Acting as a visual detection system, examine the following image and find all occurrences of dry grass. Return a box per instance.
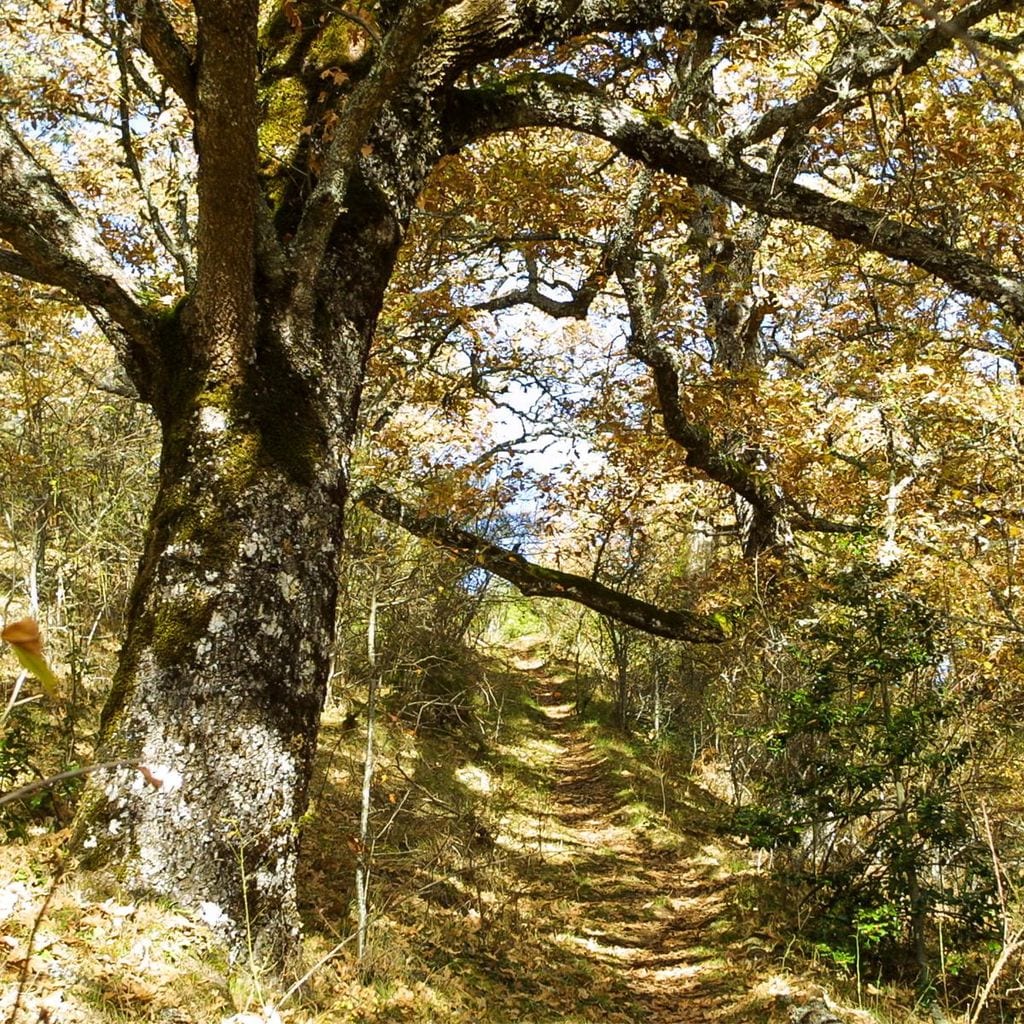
[0,648,959,1024]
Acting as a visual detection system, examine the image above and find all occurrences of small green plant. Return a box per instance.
[855,904,901,948]
[814,941,856,971]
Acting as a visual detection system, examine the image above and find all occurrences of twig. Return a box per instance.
[968,801,1024,1024]
[6,850,67,1024]
[323,3,383,47]
[0,760,159,808]
[969,929,1024,1024]
[273,932,358,1010]
[1,670,32,731]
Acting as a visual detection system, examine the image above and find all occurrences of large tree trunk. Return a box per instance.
[68,0,417,955]
[83,474,337,955]
[75,197,405,961]
[74,336,347,962]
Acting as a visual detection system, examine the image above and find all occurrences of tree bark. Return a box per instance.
[74,329,348,962]
[75,197,407,963]
[358,485,731,642]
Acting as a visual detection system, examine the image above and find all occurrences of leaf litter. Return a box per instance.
[1,650,925,1023]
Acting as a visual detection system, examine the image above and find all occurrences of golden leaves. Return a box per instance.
[1,617,42,654]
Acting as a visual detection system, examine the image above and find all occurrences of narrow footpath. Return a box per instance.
[497,656,777,1024]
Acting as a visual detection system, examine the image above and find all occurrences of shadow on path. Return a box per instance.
[499,668,767,1023]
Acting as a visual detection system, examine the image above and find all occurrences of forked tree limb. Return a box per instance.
[443,74,1024,324]
[290,0,448,290]
[116,0,197,112]
[357,485,730,642]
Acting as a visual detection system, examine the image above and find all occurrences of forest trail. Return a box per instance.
[497,646,772,1024]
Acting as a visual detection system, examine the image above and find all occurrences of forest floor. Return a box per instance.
[0,638,917,1023]
[435,638,857,1024]
[500,658,772,1022]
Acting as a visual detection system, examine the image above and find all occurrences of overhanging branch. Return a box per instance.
[424,0,783,86]
[443,74,1024,324]
[0,120,160,389]
[358,485,730,642]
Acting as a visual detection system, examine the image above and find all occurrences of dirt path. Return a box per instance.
[507,668,767,1024]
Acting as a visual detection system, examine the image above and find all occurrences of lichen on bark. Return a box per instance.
[77,426,346,961]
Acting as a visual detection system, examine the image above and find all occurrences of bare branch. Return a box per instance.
[113,20,195,289]
[972,26,1024,51]
[117,0,197,112]
[322,2,383,47]
[0,760,160,809]
[444,74,1024,324]
[477,251,607,319]
[358,485,730,642]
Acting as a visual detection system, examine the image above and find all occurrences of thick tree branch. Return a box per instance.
[423,0,782,85]
[444,75,1024,324]
[0,247,64,291]
[358,485,730,642]
[0,121,159,378]
[735,0,1019,148]
[191,0,260,368]
[616,237,795,545]
[972,26,1024,51]
[117,0,197,112]
[290,0,449,295]
[0,248,151,399]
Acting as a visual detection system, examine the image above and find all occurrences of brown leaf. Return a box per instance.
[321,67,349,86]
[282,0,301,30]
[2,616,43,656]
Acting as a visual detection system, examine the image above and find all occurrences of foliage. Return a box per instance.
[0,705,56,839]
[1,0,1024,1005]
[730,563,1002,986]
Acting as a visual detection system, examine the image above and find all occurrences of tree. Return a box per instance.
[2,0,1023,961]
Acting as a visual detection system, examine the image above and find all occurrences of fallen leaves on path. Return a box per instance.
[515,677,748,1022]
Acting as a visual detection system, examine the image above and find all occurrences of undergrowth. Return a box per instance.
[1,636,1004,1024]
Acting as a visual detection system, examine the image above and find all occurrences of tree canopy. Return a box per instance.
[1,0,1023,966]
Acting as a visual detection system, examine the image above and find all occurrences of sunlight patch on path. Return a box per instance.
[558,931,648,960]
[516,674,747,1022]
[648,962,705,981]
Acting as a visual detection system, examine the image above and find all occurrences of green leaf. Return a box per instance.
[10,644,60,701]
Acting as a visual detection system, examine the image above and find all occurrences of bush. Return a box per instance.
[730,564,998,987]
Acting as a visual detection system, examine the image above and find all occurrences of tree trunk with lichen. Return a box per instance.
[74,190,407,966]
[75,383,341,963]
[65,0,427,963]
